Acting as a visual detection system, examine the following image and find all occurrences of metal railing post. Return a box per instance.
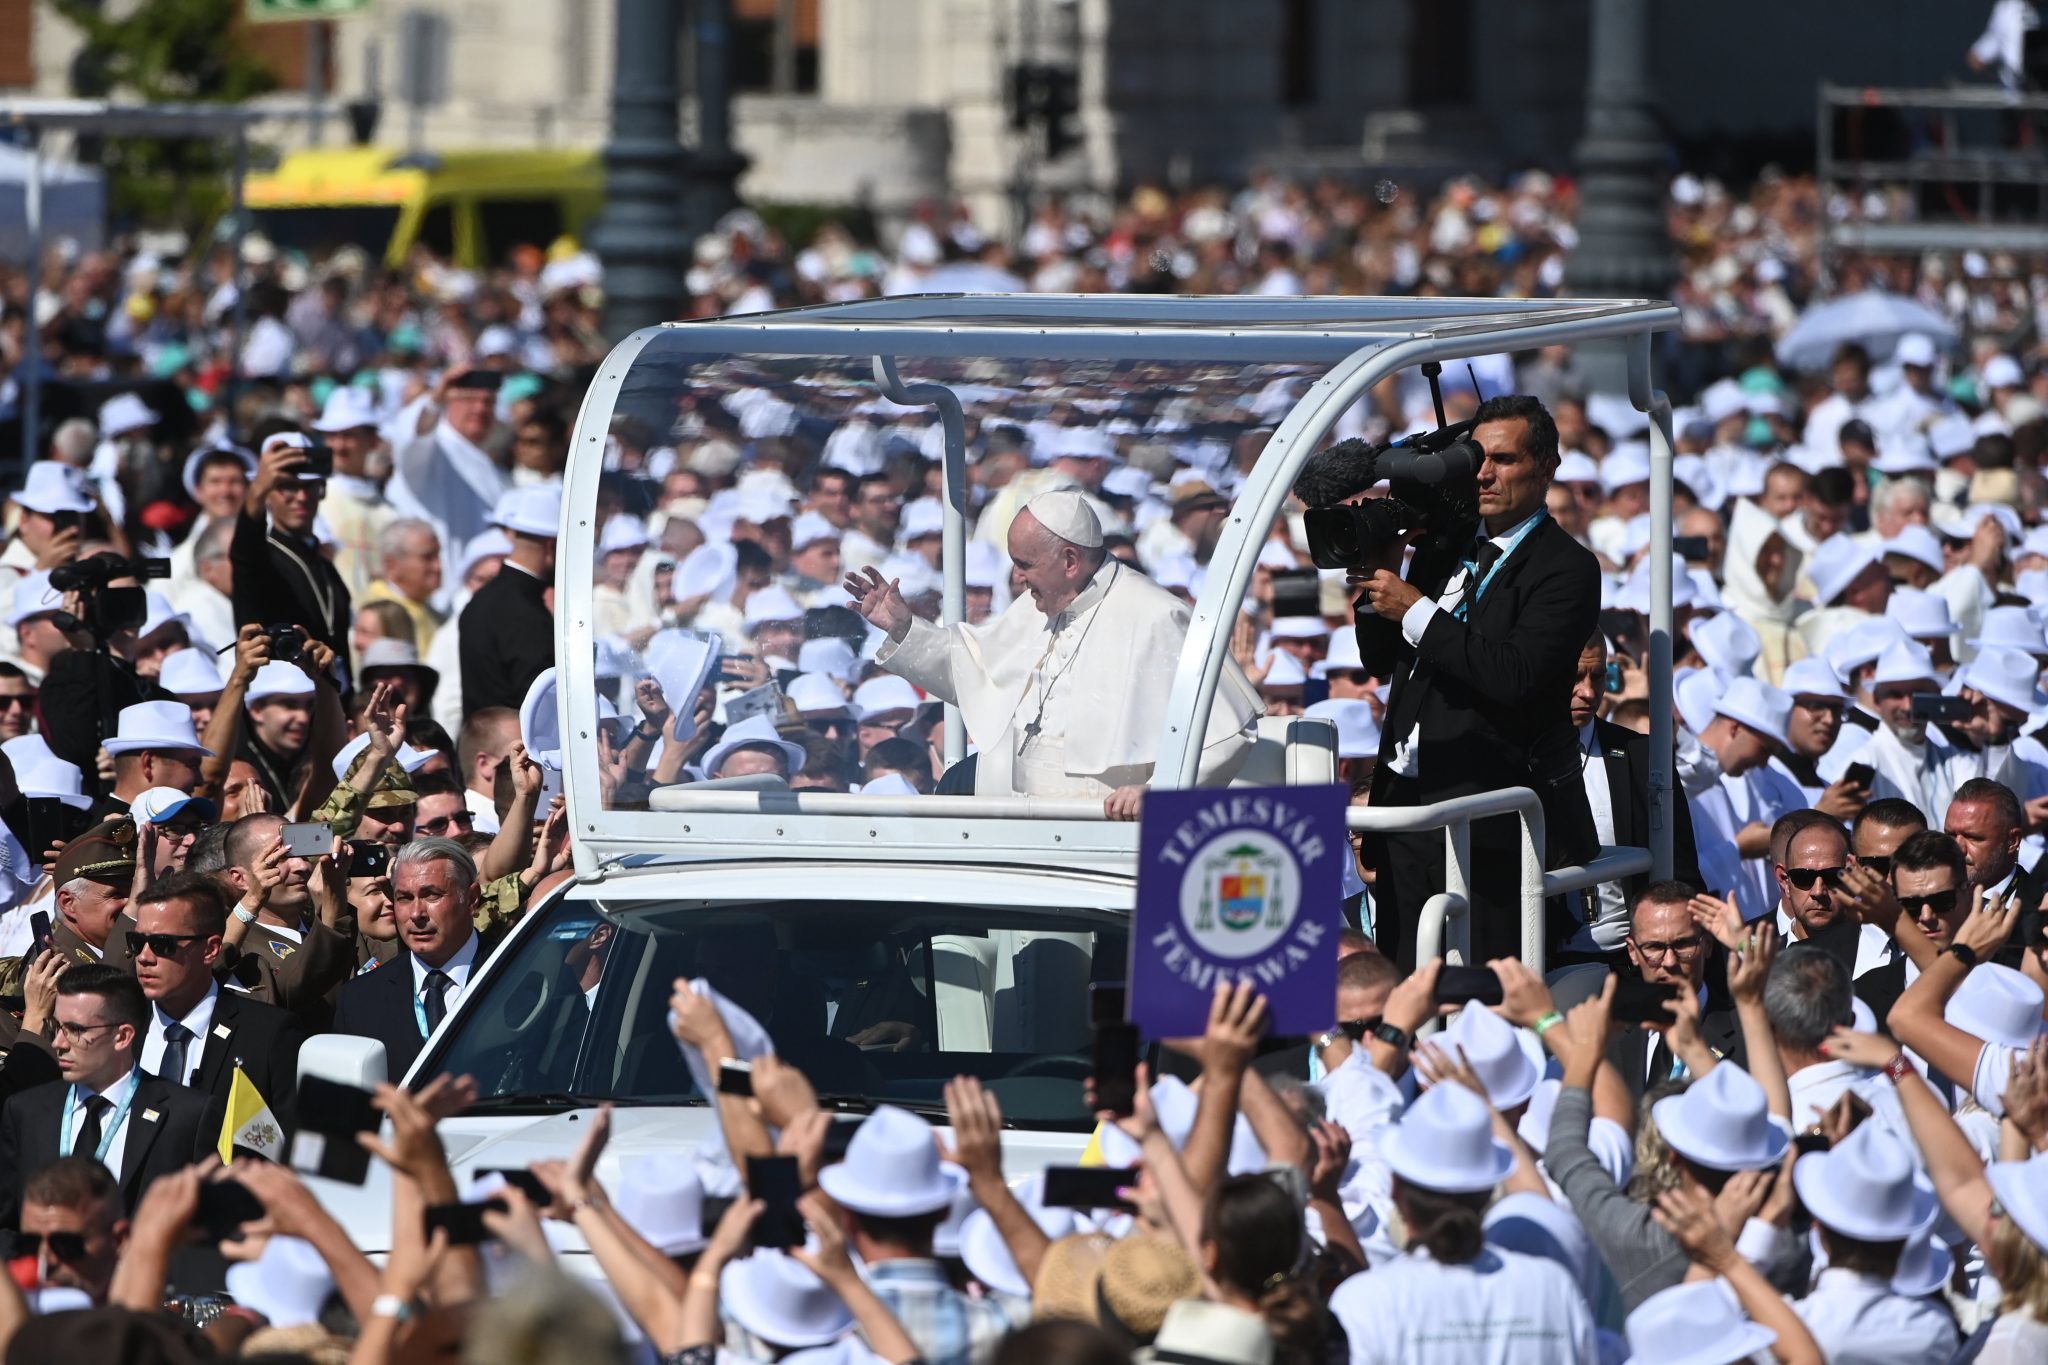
[1411,892,1469,983]
[1629,333,1676,881]
[1518,805,1548,977]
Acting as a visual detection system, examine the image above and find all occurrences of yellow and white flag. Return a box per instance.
[218,1066,284,1163]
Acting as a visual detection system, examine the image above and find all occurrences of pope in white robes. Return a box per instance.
[846,490,1261,817]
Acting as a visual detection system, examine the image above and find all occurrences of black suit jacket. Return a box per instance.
[458,565,554,715]
[230,508,352,666]
[1548,959,1747,1103]
[189,990,308,1151]
[331,954,430,1081]
[0,1072,215,1225]
[1361,515,1602,863]
[1592,717,1705,899]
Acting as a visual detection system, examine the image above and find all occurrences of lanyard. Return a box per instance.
[62,1073,140,1163]
[413,970,460,1039]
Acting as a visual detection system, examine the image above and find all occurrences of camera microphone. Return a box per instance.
[1291,438,1386,509]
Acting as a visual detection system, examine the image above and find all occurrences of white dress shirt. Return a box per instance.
[67,1067,140,1174]
[409,932,480,1027]
[1328,1246,1596,1365]
[1566,721,1626,951]
[141,984,219,1087]
[1791,1267,1958,1364]
[1786,1059,1888,1131]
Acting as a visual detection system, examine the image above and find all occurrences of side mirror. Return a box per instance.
[299,1033,387,1092]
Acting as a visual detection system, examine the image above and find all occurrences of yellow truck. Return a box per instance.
[243,148,603,268]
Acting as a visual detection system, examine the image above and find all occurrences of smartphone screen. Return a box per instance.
[1432,964,1504,1009]
[1089,982,1128,1025]
[1910,693,1973,724]
[479,1169,551,1206]
[424,1200,504,1246]
[297,1077,380,1136]
[1092,1022,1140,1118]
[717,1060,755,1097]
[1611,976,1680,1025]
[1843,762,1875,789]
[28,910,50,954]
[1041,1166,1137,1210]
[747,1155,805,1250]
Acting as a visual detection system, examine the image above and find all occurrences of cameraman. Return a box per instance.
[1351,394,1602,967]
[231,424,352,685]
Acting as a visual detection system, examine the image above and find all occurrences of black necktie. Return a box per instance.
[72,1095,110,1158]
[423,970,452,1032]
[1472,538,1505,581]
[160,1023,192,1086]
[1648,1035,1678,1085]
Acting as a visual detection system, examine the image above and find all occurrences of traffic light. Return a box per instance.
[1004,63,1081,161]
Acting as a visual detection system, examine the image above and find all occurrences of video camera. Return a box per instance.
[50,554,171,637]
[1295,362,1485,570]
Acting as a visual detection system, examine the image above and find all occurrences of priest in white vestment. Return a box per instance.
[845,490,1261,817]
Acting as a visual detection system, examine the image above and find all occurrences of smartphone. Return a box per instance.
[1673,535,1712,562]
[1432,964,1505,1009]
[1612,976,1680,1025]
[1042,1166,1137,1211]
[1842,762,1876,790]
[1269,569,1321,621]
[290,1076,381,1185]
[26,797,93,858]
[279,821,336,860]
[1605,660,1624,694]
[28,910,50,955]
[425,1199,505,1246]
[1089,982,1128,1026]
[298,444,335,479]
[344,840,390,878]
[1092,1022,1140,1118]
[1301,676,1331,710]
[1792,1131,1831,1157]
[195,1178,265,1241]
[746,1155,805,1250]
[718,1060,755,1097]
[479,1168,551,1206]
[1911,693,1973,724]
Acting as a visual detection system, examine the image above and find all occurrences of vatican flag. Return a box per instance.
[218,1067,284,1164]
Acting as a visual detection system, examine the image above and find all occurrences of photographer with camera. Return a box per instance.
[1308,393,1602,967]
[230,427,352,689]
[33,554,176,791]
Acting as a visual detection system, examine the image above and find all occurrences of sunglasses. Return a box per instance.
[807,717,853,735]
[1897,889,1959,917]
[1785,866,1846,890]
[416,811,474,836]
[1337,1016,1383,1042]
[1854,855,1894,877]
[12,1231,87,1262]
[125,931,206,958]
[0,693,36,710]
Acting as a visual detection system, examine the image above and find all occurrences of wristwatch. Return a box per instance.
[369,1294,412,1324]
[1371,1021,1413,1051]
[632,722,662,742]
[1944,943,1980,969]
[1313,1030,1344,1053]
[1882,1052,1913,1083]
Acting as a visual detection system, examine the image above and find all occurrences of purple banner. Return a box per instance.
[1129,784,1348,1039]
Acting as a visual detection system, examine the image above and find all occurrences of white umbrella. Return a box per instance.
[1775,291,1958,372]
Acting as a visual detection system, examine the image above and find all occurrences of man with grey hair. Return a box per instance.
[331,836,488,1075]
[48,418,98,467]
[1866,476,1931,543]
[1763,943,1875,1129]
[168,516,237,659]
[363,517,447,655]
[845,488,1261,817]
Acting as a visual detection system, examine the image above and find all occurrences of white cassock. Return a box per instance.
[878,558,1262,797]
[389,419,511,607]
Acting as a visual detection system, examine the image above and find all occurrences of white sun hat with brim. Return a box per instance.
[1426,1002,1543,1111]
[1259,649,1308,688]
[815,1105,967,1217]
[245,661,316,703]
[615,1154,708,1256]
[1652,1061,1789,1171]
[1868,639,1938,690]
[790,512,841,553]
[310,385,380,434]
[159,647,225,697]
[1691,611,1761,679]
[103,700,214,756]
[495,484,563,538]
[17,757,91,810]
[1554,451,1600,485]
[742,584,805,629]
[97,392,160,436]
[1970,605,2048,656]
[1379,1081,1515,1195]
[4,571,62,628]
[1879,525,1947,578]
[797,636,861,684]
[1807,1225,1951,1299]
[719,1251,855,1349]
[1712,677,1793,752]
[1303,698,1379,760]
[11,463,95,516]
[460,528,516,579]
[852,675,921,723]
[1807,535,1883,607]
[1986,1156,2048,1252]
[1823,618,1910,678]
[1963,647,2048,717]
[1945,963,2045,1052]
[1884,587,1955,642]
[1793,1122,1939,1241]
[700,714,807,780]
[598,515,650,555]
[786,672,852,717]
[1623,1282,1776,1365]
[1779,657,1848,703]
[1599,443,1651,495]
[1315,627,1363,674]
[224,1235,334,1330]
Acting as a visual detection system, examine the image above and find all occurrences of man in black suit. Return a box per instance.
[458,485,558,714]
[231,430,353,672]
[333,837,496,1081]
[1945,778,2048,923]
[1557,631,1703,966]
[0,964,212,1226]
[130,872,306,1153]
[1354,394,1602,966]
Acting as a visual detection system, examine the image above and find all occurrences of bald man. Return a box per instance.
[846,490,1261,817]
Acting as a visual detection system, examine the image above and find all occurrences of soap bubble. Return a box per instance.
[1374,179,1400,205]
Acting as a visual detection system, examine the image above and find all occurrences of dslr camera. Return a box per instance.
[265,623,307,662]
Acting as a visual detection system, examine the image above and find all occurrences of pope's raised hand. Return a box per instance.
[843,566,914,641]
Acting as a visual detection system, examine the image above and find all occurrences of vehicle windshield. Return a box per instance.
[426,890,1127,1130]
[249,206,403,259]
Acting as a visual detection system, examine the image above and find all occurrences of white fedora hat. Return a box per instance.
[1623,1281,1776,1365]
[598,514,651,555]
[246,660,316,702]
[1315,626,1363,674]
[1884,587,1955,642]
[328,730,438,781]
[496,484,563,539]
[224,1235,334,1329]
[790,512,841,553]
[1712,677,1793,752]
[1600,443,1651,495]
[180,444,257,500]
[17,757,91,811]
[615,1154,707,1256]
[1137,1300,1274,1365]
[1808,535,1883,606]
[719,1251,854,1349]
[815,1104,965,1217]
[1303,698,1380,760]
[1147,1073,1269,1176]
[1793,1121,1938,1241]
[700,713,808,780]
[10,462,95,517]
[852,675,921,723]
[1945,962,2045,1052]
[97,392,160,436]
[1691,611,1761,679]
[1971,605,2048,656]
[1380,1079,1515,1195]
[4,571,63,628]
[102,700,213,757]
[787,672,853,717]
[310,385,380,434]
[1824,618,1910,679]
[1868,639,1938,690]
[159,647,225,698]
[1652,1061,1789,1172]
[1431,1003,1542,1111]
[1880,525,1947,578]
[1807,1226,1951,1298]
[1986,1156,2048,1251]
[797,637,860,684]
[742,584,805,629]
[959,1175,1077,1297]
[1963,646,2048,717]
[1779,657,1847,703]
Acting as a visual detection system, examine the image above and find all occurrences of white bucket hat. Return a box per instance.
[10,462,95,516]
[1430,1003,1543,1111]
[598,515,650,555]
[852,675,921,723]
[787,673,852,717]
[1691,611,1761,679]
[1379,1080,1515,1195]
[815,1104,965,1217]
[97,392,160,436]
[1600,443,1651,495]
[159,647,225,698]
[719,1251,854,1349]
[1963,647,2048,717]
[615,1154,708,1256]
[1945,962,2045,1051]
[797,636,861,685]
[1884,587,1955,643]
[103,700,213,757]
[1793,1121,1938,1241]
[1652,1061,1788,1172]
[1970,606,2048,656]
[1807,535,1883,607]
[1623,1282,1776,1365]
[743,584,805,629]
[223,1235,334,1330]
[700,714,808,780]
[790,512,841,553]
[1880,525,1947,578]
[1779,657,1847,703]
[311,385,380,434]
[246,661,317,702]
[1304,698,1380,760]
[1712,677,1793,752]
